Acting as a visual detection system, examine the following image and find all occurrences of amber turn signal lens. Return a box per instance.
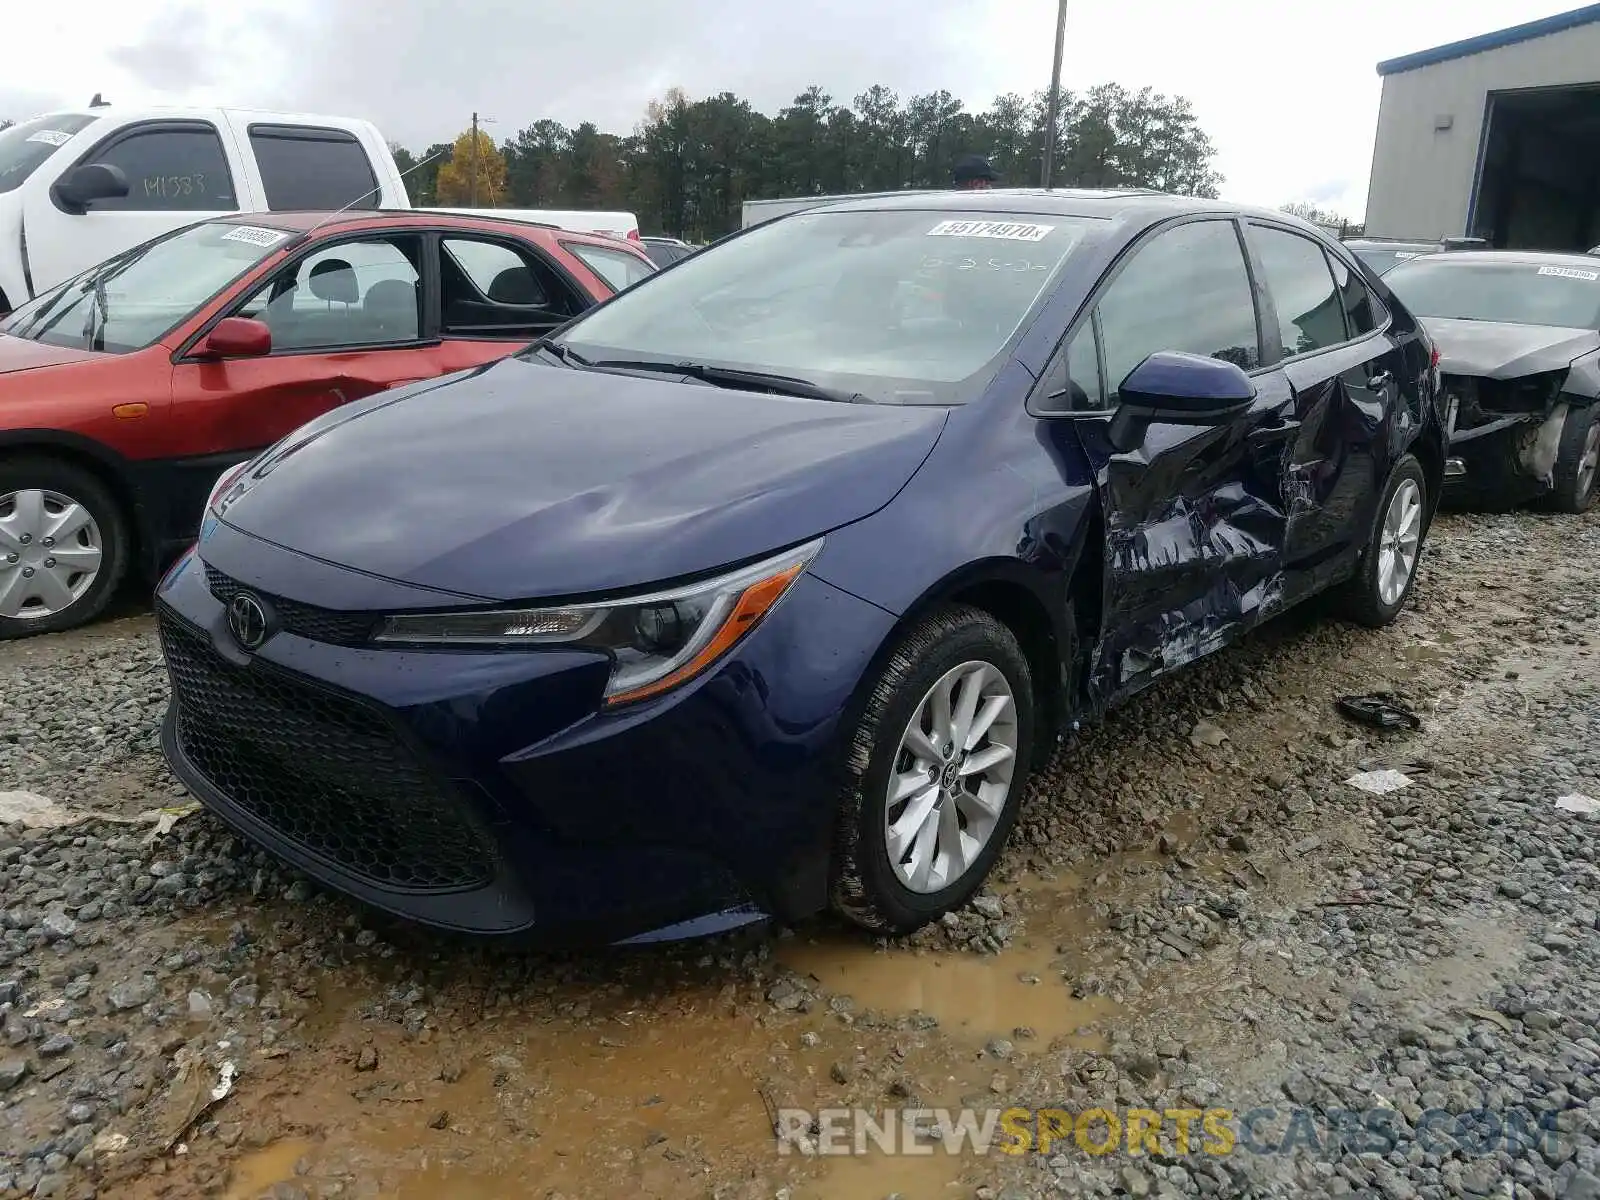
[604,559,807,707]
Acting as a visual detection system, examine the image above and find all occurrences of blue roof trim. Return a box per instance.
[1377,2,1600,75]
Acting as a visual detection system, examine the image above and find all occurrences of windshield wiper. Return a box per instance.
[525,338,592,367]
[583,358,871,404]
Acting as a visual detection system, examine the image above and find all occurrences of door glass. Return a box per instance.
[1040,326,1104,413]
[249,126,380,210]
[563,242,655,292]
[1095,220,1260,400]
[84,126,237,211]
[237,237,421,349]
[1328,254,1383,335]
[1247,225,1347,358]
[441,236,584,337]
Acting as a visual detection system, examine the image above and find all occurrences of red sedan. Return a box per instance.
[0,210,655,637]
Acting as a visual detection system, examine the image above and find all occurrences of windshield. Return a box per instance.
[0,114,99,195]
[1385,257,1600,328]
[553,208,1101,404]
[0,220,294,353]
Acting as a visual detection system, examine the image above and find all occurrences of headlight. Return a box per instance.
[371,538,823,706]
[207,459,254,517]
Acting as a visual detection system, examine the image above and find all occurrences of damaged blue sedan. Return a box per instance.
[156,190,1447,946]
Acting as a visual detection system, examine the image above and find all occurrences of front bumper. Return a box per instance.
[154,534,898,945]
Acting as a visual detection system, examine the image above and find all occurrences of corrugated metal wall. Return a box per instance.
[1365,22,1600,240]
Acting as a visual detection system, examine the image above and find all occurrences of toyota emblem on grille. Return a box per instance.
[227,592,271,650]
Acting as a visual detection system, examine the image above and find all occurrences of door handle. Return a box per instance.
[1248,422,1297,448]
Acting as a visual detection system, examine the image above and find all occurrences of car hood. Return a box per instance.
[218,356,949,601]
[0,334,104,377]
[1423,317,1600,379]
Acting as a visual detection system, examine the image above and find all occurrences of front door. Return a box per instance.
[164,233,445,536]
[21,120,242,295]
[1062,217,1297,705]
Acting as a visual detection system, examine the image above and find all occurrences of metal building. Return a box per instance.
[1365,3,1600,250]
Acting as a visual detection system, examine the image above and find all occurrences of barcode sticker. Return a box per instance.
[926,220,1055,242]
[1537,264,1598,281]
[220,226,289,248]
[26,130,72,147]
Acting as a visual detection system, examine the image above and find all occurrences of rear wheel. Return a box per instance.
[1336,453,1427,629]
[829,605,1035,936]
[0,457,129,639]
[1550,403,1600,514]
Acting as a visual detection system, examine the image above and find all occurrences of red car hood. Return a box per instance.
[0,335,104,377]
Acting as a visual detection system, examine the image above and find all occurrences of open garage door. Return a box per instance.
[1471,85,1600,252]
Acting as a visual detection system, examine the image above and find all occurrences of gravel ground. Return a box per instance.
[0,510,1596,1200]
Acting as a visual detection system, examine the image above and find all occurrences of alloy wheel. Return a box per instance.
[1579,422,1600,503]
[0,489,104,620]
[1376,477,1422,607]
[884,660,1019,894]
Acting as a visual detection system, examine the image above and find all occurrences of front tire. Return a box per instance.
[1336,452,1427,629]
[0,457,128,639]
[1550,403,1600,514]
[829,605,1035,936]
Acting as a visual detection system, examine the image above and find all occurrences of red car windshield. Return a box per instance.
[0,221,293,354]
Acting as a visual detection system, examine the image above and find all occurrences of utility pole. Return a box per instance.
[470,111,479,206]
[1040,0,1069,189]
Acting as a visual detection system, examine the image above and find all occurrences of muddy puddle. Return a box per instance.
[183,827,1271,1200]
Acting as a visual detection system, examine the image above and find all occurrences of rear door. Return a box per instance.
[1241,222,1406,600]
[22,120,244,291]
[166,231,443,528]
[1044,216,1298,705]
[430,232,597,373]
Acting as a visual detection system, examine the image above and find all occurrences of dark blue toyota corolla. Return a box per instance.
[156,190,1447,946]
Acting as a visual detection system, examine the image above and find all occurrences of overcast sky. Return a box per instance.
[0,0,1582,220]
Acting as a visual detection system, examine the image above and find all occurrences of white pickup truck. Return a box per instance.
[0,106,410,314]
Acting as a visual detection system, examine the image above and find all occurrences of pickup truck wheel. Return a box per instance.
[0,457,128,639]
[1550,403,1600,514]
[830,605,1034,936]
[1336,453,1427,629]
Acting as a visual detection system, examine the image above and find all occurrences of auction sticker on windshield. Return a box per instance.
[220,226,290,248]
[1537,265,1599,281]
[26,130,73,147]
[926,220,1055,242]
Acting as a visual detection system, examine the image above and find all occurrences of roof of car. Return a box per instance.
[1344,238,1440,250]
[209,210,650,253]
[1391,249,1600,269]
[806,187,1313,227]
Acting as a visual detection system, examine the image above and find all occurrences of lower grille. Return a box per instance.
[159,609,496,893]
[204,564,376,646]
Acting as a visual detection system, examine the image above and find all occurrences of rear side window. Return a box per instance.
[83,124,236,211]
[563,242,655,292]
[249,125,380,211]
[1095,218,1260,398]
[1247,225,1346,358]
[1327,254,1382,336]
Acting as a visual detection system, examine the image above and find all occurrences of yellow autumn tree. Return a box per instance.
[434,128,507,206]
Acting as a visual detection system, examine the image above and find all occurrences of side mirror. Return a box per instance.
[51,163,130,213]
[200,317,272,359]
[1106,351,1256,452]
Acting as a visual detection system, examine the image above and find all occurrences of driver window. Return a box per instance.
[1094,219,1260,402]
[236,236,422,350]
